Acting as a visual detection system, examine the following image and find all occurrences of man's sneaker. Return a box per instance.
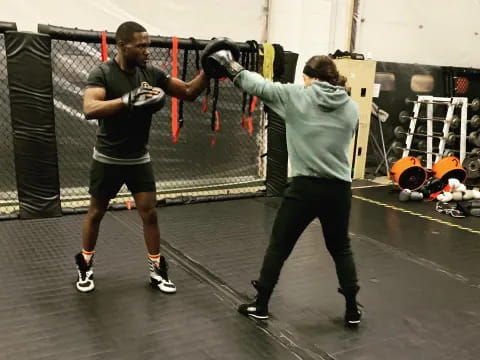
[238,280,270,320]
[75,253,94,293]
[149,255,176,294]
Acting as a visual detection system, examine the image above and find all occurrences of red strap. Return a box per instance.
[210,134,217,148]
[247,96,258,134]
[241,114,247,129]
[214,111,221,131]
[202,96,209,113]
[171,37,179,143]
[101,31,108,62]
[247,117,253,135]
[249,96,258,113]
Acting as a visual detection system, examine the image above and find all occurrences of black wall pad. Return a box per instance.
[5,32,61,218]
[266,110,288,196]
[280,51,299,84]
[0,22,16,33]
[266,52,298,196]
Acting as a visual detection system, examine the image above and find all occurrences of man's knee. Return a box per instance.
[87,207,107,223]
[138,206,157,224]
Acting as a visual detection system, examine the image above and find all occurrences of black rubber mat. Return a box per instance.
[0,214,301,360]
[112,197,480,360]
[349,195,480,285]
[352,184,480,231]
[2,196,480,359]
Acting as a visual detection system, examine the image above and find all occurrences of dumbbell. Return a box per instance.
[451,115,480,129]
[391,140,480,158]
[468,131,480,147]
[443,148,480,157]
[398,111,461,128]
[399,111,480,130]
[393,126,459,146]
[404,97,480,111]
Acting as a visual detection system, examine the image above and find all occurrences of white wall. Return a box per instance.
[355,0,480,68]
[267,0,352,84]
[2,0,354,84]
[5,0,480,71]
[1,0,266,41]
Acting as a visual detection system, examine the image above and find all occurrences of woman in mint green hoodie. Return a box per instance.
[203,48,361,326]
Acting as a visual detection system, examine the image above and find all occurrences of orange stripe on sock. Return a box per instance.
[148,254,160,259]
[82,249,95,255]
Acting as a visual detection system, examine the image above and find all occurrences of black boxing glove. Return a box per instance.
[121,84,166,113]
[201,37,242,79]
[205,49,245,80]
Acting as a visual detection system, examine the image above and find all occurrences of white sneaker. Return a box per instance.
[149,255,176,294]
[75,253,95,293]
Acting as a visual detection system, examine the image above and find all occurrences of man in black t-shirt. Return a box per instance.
[75,21,208,294]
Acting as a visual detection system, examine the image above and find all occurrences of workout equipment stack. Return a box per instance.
[390,96,480,190]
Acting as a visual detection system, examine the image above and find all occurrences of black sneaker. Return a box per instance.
[238,280,270,320]
[75,253,94,293]
[338,287,362,327]
[238,301,269,320]
[149,256,176,294]
[345,309,362,327]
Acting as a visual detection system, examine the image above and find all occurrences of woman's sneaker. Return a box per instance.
[238,280,270,320]
[345,309,362,326]
[238,301,269,320]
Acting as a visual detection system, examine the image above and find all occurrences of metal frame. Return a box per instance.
[403,96,468,169]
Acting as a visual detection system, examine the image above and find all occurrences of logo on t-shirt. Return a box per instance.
[141,81,152,89]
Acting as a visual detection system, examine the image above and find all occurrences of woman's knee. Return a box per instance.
[326,241,352,258]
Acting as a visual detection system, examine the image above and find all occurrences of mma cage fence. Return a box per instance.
[0,23,296,219]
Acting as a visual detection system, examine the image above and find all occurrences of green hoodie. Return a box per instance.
[234,71,359,182]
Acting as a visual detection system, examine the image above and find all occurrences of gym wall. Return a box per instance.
[0,0,267,41]
[355,0,480,68]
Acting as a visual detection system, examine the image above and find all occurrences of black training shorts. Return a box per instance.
[88,160,156,199]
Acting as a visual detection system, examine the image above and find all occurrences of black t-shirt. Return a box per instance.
[86,59,169,158]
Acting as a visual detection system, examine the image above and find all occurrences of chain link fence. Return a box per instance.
[51,39,266,210]
[0,34,19,216]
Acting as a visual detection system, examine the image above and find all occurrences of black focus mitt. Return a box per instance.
[121,83,166,113]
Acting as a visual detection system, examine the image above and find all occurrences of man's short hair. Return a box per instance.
[115,21,147,44]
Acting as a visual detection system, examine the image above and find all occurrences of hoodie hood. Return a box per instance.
[309,81,350,111]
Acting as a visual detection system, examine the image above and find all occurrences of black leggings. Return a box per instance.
[258,176,359,296]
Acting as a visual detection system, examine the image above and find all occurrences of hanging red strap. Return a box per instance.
[249,96,258,114]
[247,96,258,135]
[202,96,209,113]
[171,37,179,143]
[210,111,221,148]
[214,110,221,131]
[241,114,247,129]
[247,116,253,135]
[101,31,108,62]
[210,134,217,148]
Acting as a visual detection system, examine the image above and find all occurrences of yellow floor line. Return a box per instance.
[353,194,480,235]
